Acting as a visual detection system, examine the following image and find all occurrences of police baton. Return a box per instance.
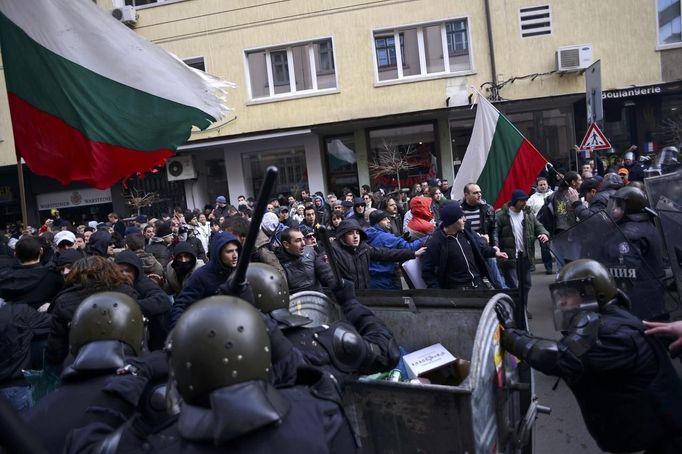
[227,166,278,294]
[316,225,342,287]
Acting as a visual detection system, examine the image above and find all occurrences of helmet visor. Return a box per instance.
[606,196,626,222]
[550,278,599,331]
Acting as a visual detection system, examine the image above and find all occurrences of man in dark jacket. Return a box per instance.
[0,301,51,411]
[275,227,336,294]
[170,231,246,326]
[574,173,622,221]
[144,222,174,268]
[421,202,507,289]
[329,219,419,289]
[114,251,172,350]
[0,236,63,310]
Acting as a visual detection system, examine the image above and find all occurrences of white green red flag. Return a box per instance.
[0,0,232,189]
[452,94,548,208]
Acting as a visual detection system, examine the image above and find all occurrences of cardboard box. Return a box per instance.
[403,343,457,379]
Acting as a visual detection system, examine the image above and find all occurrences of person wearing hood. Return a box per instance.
[115,251,172,350]
[312,194,329,226]
[0,236,63,310]
[123,233,165,283]
[165,241,205,295]
[329,218,421,290]
[260,211,287,254]
[406,196,435,240]
[86,229,115,258]
[574,173,623,221]
[170,232,251,326]
[347,197,368,227]
[365,210,427,289]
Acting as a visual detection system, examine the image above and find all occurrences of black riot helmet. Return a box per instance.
[606,186,655,222]
[246,263,289,313]
[167,296,271,407]
[69,291,145,356]
[550,259,617,331]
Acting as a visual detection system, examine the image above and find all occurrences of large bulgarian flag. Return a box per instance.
[0,0,232,189]
[452,93,548,209]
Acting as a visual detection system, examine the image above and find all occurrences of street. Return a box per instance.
[527,264,603,453]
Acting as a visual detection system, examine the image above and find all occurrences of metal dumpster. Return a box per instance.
[345,289,539,454]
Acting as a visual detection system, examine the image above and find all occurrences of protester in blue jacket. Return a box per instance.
[365,210,427,289]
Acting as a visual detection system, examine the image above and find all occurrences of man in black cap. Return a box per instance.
[496,189,549,303]
[421,201,507,289]
[278,205,299,228]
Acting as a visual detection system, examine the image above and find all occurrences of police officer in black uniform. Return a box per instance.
[25,291,154,453]
[605,185,667,320]
[246,263,400,383]
[495,259,682,453]
[66,296,357,453]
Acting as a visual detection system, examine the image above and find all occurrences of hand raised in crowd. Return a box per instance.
[643,320,682,353]
[537,234,549,244]
[567,187,580,204]
[148,273,164,286]
[415,246,427,257]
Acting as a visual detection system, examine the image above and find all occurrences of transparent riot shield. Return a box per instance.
[645,170,682,308]
[549,211,672,320]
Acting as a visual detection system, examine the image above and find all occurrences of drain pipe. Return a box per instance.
[484,0,499,101]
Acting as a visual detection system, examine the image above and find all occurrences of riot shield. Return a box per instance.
[549,211,671,320]
[645,170,682,308]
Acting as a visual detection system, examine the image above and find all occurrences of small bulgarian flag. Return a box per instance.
[0,0,233,189]
[453,93,548,209]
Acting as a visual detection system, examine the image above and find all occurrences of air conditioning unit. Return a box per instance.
[166,155,197,181]
[111,6,137,27]
[556,44,593,72]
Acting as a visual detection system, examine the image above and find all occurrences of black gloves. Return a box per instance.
[219,277,255,304]
[494,301,516,330]
[117,350,169,382]
[333,279,356,306]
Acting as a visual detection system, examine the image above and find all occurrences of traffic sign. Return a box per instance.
[579,122,611,151]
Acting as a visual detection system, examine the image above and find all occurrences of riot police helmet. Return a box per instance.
[246,263,289,313]
[550,259,617,331]
[606,186,655,222]
[167,296,271,406]
[69,291,145,356]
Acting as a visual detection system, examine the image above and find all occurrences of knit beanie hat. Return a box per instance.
[439,201,465,227]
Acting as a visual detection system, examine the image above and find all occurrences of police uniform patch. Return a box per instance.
[617,242,630,254]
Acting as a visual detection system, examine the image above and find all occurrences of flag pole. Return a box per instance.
[15,154,29,230]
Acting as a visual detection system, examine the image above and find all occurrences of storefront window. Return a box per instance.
[324,136,359,197]
[241,148,308,197]
[204,158,228,205]
[368,123,438,191]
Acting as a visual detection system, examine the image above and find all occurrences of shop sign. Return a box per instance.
[37,188,112,210]
[602,85,661,99]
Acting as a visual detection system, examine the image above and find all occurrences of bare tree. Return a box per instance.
[658,115,682,148]
[124,187,160,215]
[368,139,420,191]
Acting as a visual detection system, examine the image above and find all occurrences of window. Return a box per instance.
[325,136,359,196]
[373,18,473,82]
[245,38,337,100]
[183,57,205,72]
[519,5,552,38]
[241,148,308,196]
[658,0,682,46]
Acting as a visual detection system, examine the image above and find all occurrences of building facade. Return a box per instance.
[1,0,681,224]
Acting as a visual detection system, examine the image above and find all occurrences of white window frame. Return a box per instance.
[656,0,682,50]
[518,4,552,39]
[244,37,339,103]
[371,17,475,86]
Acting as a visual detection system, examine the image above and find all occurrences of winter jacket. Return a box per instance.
[165,259,205,295]
[329,219,415,290]
[145,238,172,269]
[0,302,51,385]
[0,263,64,309]
[365,226,426,289]
[495,204,549,268]
[45,283,138,367]
[254,230,286,276]
[421,226,500,289]
[170,232,242,326]
[460,200,498,246]
[575,173,622,221]
[275,246,336,294]
[406,197,434,239]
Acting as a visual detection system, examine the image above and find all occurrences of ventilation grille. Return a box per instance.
[520,5,552,38]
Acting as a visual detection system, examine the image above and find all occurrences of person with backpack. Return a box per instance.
[527,177,555,274]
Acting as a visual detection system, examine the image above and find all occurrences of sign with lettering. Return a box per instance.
[403,343,457,379]
[36,188,112,211]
